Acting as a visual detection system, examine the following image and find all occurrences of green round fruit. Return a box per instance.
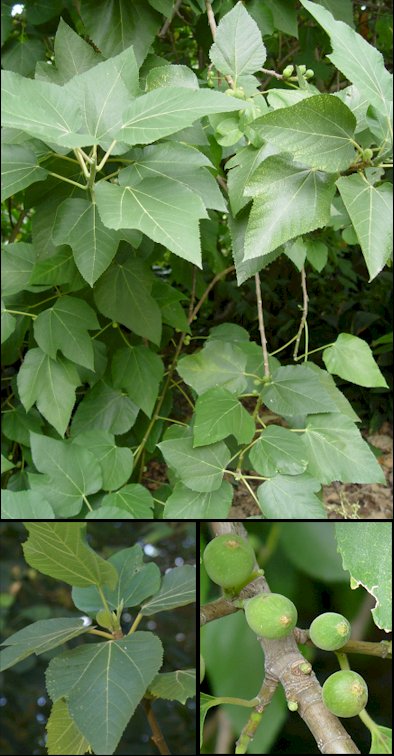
[282,64,294,78]
[244,593,297,639]
[297,64,307,75]
[203,534,255,589]
[309,612,351,651]
[200,654,205,683]
[322,670,368,717]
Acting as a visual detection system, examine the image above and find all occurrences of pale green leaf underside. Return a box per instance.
[336,175,393,281]
[257,474,326,519]
[53,198,120,286]
[302,413,386,484]
[163,481,233,519]
[17,348,80,437]
[253,94,357,172]
[158,427,231,493]
[46,698,91,756]
[323,333,389,388]
[244,156,336,260]
[148,669,196,704]
[1,143,47,202]
[209,1,267,82]
[96,178,206,267]
[141,565,196,615]
[335,523,391,632]
[0,618,90,672]
[46,633,163,756]
[22,521,118,588]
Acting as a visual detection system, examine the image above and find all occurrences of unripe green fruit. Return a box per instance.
[305,69,314,79]
[282,65,294,78]
[362,148,373,162]
[322,671,368,717]
[244,593,297,639]
[297,64,307,75]
[200,654,205,683]
[310,612,351,651]
[203,534,255,589]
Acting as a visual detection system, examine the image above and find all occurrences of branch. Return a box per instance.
[293,265,309,360]
[8,209,30,243]
[254,273,270,377]
[294,629,392,659]
[142,699,171,755]
[158,0,182,38]
[205,1,235,88]
[200,597,239,625]
[206,522,360,755]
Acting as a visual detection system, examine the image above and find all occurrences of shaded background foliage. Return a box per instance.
[200,523,392,754]
[0,521,196,755]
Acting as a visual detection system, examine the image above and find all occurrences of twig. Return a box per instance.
[188,266,197,319]
[293,266,309,360]
[254,273,270,378]
[205,0,235,88]
[200,597,238,625]
[8,209,29,243]
[142,699,171,755]
[158,0,182,38]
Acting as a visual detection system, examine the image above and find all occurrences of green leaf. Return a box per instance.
[336,175,393,281]
[17,348,80,437]
[250,426,308,477]
[370,724,392,755]
[146,64,199,90]
[46,633,163,756]
[301,414,386,484]
[323,333,389,388]
[64,46,139,150]
[49,18,103,83]
[300,0,393,121]
[29,434,103,518]
[335,523,391,631]
[101,485,155,518]
[112,346,164,417]
[52,198,120,286]
[193,387,255,446]
[46,698,91,756]
[261,365,338,416]
[229,209,282,286]
[163,481,234,519]
[23,521,118,588]
[94,258,162,344]
[200,693,222,748]
[152,280,190,333]
[72,544,161,613]
[209,1,267,82]
[80,0,161,64]
[95,177,207,267]
[0,618,91,672]
[1,301,16,343]
[257,474,326,519]
[118,141,225,212]
[33,296,99,370]
[148,670,196,704]
[1,489,55,520]
[70,381,139,436]
[72,430,134,491]
[1,71,91,148]
[158,426,231,493]
[1,143,47,202]
[305,239,328,272]
[1,454,16,474]
[29,246,81,287]
[243,156,336,260]
[118,87,245,145]
[177,340,248,395]
[2,242,37,296]
[2,38,46,77]
[304,363,360,421]
[264,0,298,37]
[141,565,196,615]
[253,94,357,172]
[226,143,274,216]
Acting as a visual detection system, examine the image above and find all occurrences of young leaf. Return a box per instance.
[0,618,91,672]
[22,522,118,588]
[46,633,163,756]
[209,1,267,82]
[46,698,91,756]
[148,669,196,704]
[72,544,161,613]
[323,333,389,387]
[141,565,196,615]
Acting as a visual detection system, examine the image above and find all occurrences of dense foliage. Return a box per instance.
[1,0,392,519]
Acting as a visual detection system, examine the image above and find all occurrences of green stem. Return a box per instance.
[87,628,113,640]
[269,333,298,356]
[97,140,117,171]
[4,309,36,319]
[47,171,87,190]
[97,585,111,614]
[294,341,335,361]
[82,494,93,512]
[335,652,351,670]
[128,612,143,635]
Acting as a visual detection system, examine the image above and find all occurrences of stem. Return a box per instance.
[73,148,91,178]
[335,652,351,671]
[82,494,93,512]
[205,0,235,87]
[87,628,113,640]
[294,341,335,361]
[8,209,29,243]
[293,266,309,360]
[240,476,261,510]
[97,585,110,614]
[254,273,270,378]
[128,612,143,635]
[4,309,36,319]
[269,333,298,356]
[96,140,117,172]
[142,699,171,755]
[47,171,87,190]
[158,0,182,38]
